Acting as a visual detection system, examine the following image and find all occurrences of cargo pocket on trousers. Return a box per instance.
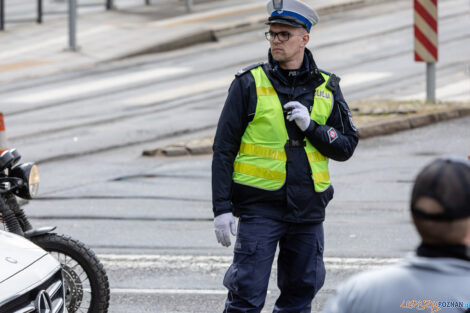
[233,239,258,264]
[223,239,258,294]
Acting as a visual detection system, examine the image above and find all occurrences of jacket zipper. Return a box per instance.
[289,77,296,101]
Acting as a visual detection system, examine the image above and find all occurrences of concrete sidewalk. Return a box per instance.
[0,0,367,84]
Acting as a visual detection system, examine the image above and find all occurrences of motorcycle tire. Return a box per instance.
[31,233,110,313]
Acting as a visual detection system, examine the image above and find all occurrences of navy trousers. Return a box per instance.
[223,216,326,313]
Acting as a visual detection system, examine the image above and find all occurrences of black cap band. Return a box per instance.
[266,16,307,30]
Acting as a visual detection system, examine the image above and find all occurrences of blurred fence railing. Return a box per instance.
[0,0,193,31]
[0,0,46,30]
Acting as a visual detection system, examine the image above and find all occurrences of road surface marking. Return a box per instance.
[105,255,401,296]
[121,76,233,106]
[340,72,393,88]
[99,254,401,271]
[398,78,470,102]
[5,67,190,104]
[112,288,228,295]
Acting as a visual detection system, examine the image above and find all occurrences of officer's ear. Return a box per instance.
[301,31,309,47]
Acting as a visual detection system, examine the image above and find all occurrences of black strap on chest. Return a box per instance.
[285,139,306,148]
[284,139,306,162]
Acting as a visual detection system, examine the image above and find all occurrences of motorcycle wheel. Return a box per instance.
[31,233,110,313]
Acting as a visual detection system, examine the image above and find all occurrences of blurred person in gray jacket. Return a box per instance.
[322,157,470,313]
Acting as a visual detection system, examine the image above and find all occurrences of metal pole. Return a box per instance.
[37,0,43,24]
[68,0,78,51]
[426,62,436,104]
[186,0,193,12]
[0,0,4,31]
[106,0,113,10]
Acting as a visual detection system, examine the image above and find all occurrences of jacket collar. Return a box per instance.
[267,48,324,87]
[417,243,470,262]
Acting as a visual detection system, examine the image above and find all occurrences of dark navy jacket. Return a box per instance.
[212,48,358,223]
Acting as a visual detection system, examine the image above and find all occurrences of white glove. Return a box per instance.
[214,212,237,247]
[284,101,311,131]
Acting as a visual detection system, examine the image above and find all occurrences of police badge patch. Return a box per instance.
[328,128,338,143]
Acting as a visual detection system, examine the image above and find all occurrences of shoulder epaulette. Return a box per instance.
[236,62,265,77]
[318,69,331,76]
[326,73,341,92]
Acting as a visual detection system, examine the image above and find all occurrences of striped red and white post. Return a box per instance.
[414,0,438,103]
[414,0,438,62]
[0,113,8,154]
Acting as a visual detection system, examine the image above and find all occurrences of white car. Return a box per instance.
[0,229,67,313]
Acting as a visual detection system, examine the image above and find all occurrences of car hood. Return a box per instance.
[0,230,48,282]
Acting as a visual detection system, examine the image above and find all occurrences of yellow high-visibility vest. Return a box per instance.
[232,66,333,192]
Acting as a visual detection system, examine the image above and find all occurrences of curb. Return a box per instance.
[120,29,217,59]
[115,0,373,60]
[143,137,214,157]
[143,108,470,157]
[358,108,470,139]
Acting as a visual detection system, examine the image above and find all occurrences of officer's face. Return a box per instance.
[269,24,309,68]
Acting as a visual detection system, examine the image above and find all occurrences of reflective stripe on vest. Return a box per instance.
[232,66,333,192]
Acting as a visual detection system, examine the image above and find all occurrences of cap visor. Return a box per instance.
[265,18,304,28]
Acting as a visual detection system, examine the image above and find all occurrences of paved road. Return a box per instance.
[1,0,469,312]
[25,115,470,313]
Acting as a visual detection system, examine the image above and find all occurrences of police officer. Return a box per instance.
[212,0,358,312]
[322,157,470,313]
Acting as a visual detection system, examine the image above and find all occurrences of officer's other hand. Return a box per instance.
[214,212,237,247]
[284,101,311,131]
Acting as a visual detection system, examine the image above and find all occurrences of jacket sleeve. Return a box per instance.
[211,75,254,217]
[304,85,359,161]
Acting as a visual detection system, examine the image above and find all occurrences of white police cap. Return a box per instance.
[266,0,319,32]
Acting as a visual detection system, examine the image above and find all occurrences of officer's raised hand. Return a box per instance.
[284,101,311,131]
[214,212,237,247]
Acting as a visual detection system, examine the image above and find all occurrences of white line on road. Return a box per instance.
[4,67,191,104]
[105,254,401,296]
[340,72,393,88]
[399,78,470,102]
[112,288,228,295]
[120,76,233,106]
[99,254,401,271]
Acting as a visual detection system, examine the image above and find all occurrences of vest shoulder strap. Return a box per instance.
[236,62,265,77]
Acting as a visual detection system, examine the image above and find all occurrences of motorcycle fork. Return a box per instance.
[0,194,24,236]
[7,192,56,238]
[4,192,34,232]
